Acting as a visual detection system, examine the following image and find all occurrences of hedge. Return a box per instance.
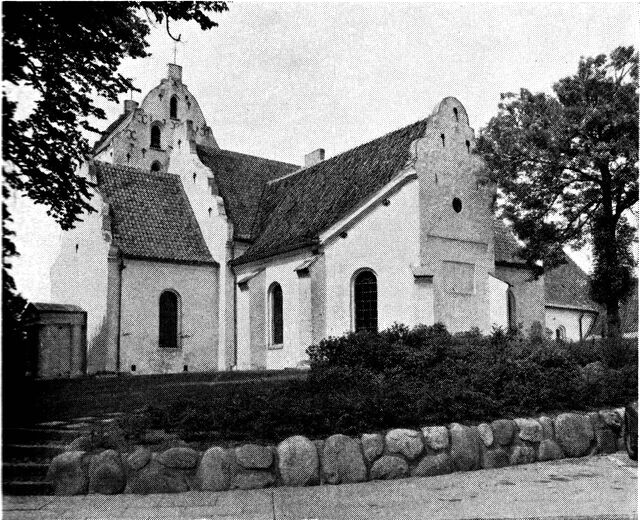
[132,324,637,444]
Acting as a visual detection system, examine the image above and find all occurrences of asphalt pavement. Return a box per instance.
[3,453,637,520]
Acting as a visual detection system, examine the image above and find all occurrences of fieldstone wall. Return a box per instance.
[46,408,627,495]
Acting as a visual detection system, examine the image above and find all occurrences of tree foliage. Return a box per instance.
[3,1,228,229]
[2,2,228,367]
[477,46,639,336]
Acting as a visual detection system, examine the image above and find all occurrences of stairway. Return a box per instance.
[2,416,121,496]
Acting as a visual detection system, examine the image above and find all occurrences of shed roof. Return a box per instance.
[544,254,598,311]
[93,162,216,265]
[27,303,85,313]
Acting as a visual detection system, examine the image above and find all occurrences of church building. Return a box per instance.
[50,64,599,376]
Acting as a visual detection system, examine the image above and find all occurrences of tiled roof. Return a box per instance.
[233,119,429,264]
[590,282,638,336]
[196,146,299,240]
[494,220,528,265]
[544,254,598,311]
[93,162,216,265]
[28,303,85,313]
[92,112,132,154]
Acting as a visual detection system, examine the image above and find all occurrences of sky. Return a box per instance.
[7,2,639,302]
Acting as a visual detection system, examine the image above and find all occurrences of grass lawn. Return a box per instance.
[2,369,306,427]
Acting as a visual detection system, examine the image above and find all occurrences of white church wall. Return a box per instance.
[119,258,219,375]
[545,306,597,342]
[488,274,509,330]
[323,179,421,336]
[263,253,311,369]
[50,170,110,374]
[169,133,234,371]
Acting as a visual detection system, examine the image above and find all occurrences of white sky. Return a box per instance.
[7,2,639,302]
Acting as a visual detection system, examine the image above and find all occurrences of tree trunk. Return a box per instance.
[605,298,621,338]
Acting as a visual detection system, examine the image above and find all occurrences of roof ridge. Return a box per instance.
[197,144,299,169]
[266,117,429,187]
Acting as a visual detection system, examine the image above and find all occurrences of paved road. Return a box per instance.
[4,454,637,520]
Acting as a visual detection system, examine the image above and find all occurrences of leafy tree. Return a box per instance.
[2,2,228,363]
[477,46,638,337]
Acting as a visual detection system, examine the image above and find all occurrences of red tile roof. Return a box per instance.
[93,162,216,265]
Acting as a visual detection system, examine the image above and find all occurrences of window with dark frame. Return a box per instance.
[354,270,378,332]
[170,95,178,119]
[159,290,179,349]
[150,124,161,149]
[270,283,283,345]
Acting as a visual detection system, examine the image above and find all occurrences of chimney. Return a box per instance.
[124,100,138,113]
[168,63,183,82]
[304,148,325,168]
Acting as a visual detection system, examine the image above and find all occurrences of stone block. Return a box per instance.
[197,447,233,491]
[491,419,515,446]
[47,451,90,495]
[125,456,188,494]
[537,439,564,461]
[322,434,366,484]
[537,416,554,440]
[370,456,408,480]
[277,435,319,487]
[157,446,199,469]
[481,447,510,469]
[588,412,618,454]
[421,426,449,451]
[449,423,480,471]
[599,409,623,432]
[411,453,453,477]
[66,436,93,452]
[514,418,543,442]
[385,429,423,460]
[554,413,594,457]
[88,450,125,495]
[510,445,536,465]
[361,433,384,462]
[477,423,494,447]
[235,444,273,469]
[127,447,151,471]
[231,470,275,490]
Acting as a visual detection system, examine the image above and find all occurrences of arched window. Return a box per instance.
[507,289,516,331]
[150,160,162,173]
[269,283,283,346]
[354,270,378,332]
[555,326,566,342]
[159,290,180,349]
[150,123,161,149]
[170,95,178,119]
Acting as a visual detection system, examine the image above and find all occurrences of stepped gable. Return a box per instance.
[91,112,132,154]
[196,146,299,240]
[92,161,216,265]
[233,119,430,265]
[544,253,598,311]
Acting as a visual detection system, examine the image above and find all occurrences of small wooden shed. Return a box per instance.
[22,303,87,379]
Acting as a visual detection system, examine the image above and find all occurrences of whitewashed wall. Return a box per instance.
[488,274,509,330]
[545,306,597,342]
[119,259,218,374]
[50,171,110,374]
[323,179,422,337]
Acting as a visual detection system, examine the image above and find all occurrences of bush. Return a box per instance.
[136,323,637,444]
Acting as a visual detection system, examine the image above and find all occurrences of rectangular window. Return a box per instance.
[443,261,475,294]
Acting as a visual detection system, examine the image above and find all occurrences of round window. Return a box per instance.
[452,197,462,213]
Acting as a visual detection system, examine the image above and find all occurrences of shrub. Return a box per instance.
[133,323,637,444]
